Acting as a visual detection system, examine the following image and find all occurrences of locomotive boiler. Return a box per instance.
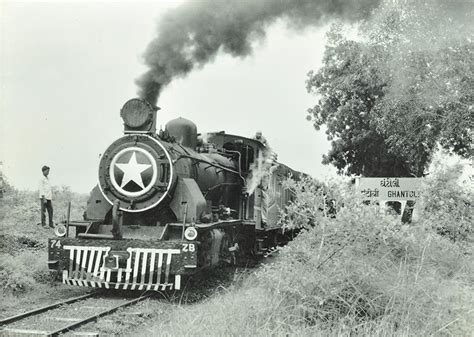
[48,98,300,291]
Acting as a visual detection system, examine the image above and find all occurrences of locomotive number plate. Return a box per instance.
[181,243,195,252]
[50,239,62,249]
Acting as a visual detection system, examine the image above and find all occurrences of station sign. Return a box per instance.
[356,177,422,201]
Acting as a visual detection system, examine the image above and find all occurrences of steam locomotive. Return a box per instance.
[48,99,300,291]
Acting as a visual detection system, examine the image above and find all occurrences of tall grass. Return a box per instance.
[139,157,473,336]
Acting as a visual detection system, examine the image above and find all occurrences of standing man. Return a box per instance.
[39,165,54,228]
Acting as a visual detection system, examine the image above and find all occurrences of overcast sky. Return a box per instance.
[1,0,337,193]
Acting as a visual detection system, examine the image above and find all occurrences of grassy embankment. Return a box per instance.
[133,157,473,336]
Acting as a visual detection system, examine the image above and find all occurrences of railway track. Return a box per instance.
[0,291,152,336]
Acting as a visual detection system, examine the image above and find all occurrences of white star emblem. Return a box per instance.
[115,152,151,189]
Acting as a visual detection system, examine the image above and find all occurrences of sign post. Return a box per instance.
[356,177,423,220]
[356,177,422,201]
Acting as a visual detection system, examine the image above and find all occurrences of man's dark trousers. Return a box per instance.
[41,199,53,226]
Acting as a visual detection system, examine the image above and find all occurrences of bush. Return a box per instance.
[279,176,346,230]
[418,151,473,242]
[0,251,51,293]
[255,174,473,335]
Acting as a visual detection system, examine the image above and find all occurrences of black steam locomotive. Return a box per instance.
[48,99,300,291]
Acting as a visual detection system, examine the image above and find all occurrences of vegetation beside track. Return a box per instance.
[135,152,473,336]
[0,179,88,316]
[1,152,472,336]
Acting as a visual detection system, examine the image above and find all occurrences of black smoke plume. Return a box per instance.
[136,0,382,105]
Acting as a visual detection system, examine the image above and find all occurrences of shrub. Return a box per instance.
[418,151,473,242]
[0,251,51,293]
[279,176,346,230]
[255,174,473,335]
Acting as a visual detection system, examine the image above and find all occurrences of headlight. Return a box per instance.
[120,98,153,128]
[184,227,198,241]
[54,224,67,237]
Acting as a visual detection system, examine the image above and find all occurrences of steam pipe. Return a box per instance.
[173,155,245,182]
[222,149,243,178]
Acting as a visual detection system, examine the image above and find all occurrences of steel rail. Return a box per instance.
[0,292,99,325]
[47,293,152,336]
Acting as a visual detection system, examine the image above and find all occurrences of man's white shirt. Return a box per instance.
[39,176,52,200]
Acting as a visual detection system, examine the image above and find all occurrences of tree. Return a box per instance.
[306,2,473,177]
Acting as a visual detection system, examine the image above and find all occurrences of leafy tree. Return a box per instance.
[306,3,473,177]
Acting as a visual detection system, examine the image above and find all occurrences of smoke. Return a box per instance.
[136,0,382,105]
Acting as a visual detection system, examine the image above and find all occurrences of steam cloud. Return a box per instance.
[246,147,278,196]
[136,0,382,105]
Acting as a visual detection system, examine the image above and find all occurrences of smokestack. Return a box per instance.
[136,0,382,105]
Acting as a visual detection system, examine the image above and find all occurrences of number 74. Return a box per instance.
[50,240,61,248]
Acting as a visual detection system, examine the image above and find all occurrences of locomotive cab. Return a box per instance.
[205,131,262,174]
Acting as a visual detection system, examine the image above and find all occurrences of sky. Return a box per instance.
[1,0,337,193]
